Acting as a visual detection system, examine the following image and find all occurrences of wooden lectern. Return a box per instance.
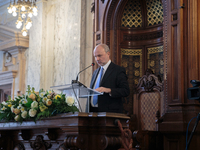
[0,112,130,150]
[0,83,130,149]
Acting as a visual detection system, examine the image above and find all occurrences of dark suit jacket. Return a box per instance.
[90,62,130,113]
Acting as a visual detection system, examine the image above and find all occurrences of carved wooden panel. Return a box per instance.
[0,112,130,150]
[94,0,164,116]
[133,69,163,130]
[30,135,52,150]
[14,142,25,150]
[94,0,200,149]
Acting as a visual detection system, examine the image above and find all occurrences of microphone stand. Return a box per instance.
[186,112,200,150]
[72,63,95,86]
[71,63,95,113]
[71,80,87,88]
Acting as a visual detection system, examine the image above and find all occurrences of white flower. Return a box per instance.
[29,109,37,117]
[66,96,75,106]
[22,99,28,104]
[17,104,22,109]
[31,101,38,109]
[2,101,7,106]
[21,98,27,104]
[21,111,27,119]
[1,106,7,111]
[48,90,52,94]
[14,115,20,121]
[42,97,47,103]
[47,94,51,99]
[11,105,14,112]
[20,107,25,112]
[39,92,45,98]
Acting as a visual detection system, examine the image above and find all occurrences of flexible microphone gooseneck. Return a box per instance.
[72,63,95,84]
[71,63,95,112]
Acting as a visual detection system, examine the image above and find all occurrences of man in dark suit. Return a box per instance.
[90,44,130,113]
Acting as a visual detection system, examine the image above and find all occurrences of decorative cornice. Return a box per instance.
[0,70,17,85]
[0,25,29,51]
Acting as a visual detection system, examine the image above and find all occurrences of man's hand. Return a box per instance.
[95,87,111,94]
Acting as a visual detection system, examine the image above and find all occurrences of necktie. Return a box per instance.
[93,67,104,105]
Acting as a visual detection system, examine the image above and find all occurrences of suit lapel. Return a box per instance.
[100,62,115,86]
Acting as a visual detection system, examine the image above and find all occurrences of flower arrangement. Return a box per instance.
[0,85,79,123]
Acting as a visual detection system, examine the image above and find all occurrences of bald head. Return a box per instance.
[94,44,110,53]
[93,44,110,66]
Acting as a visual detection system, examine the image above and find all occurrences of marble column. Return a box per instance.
[0,51,3,71]
[26,0,93,111]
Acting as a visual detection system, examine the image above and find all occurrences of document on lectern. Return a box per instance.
[50,83,103,97]
[50,83,103,113]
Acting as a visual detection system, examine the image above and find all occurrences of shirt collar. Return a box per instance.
[101,60,111,72]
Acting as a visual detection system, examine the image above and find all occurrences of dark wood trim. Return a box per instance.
[0,112,130,150]
[141,0,147,28]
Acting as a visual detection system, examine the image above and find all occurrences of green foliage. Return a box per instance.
[0,108,15,122]
[36,109,51,120]
[24,97,32,108]
[0,86,79,123]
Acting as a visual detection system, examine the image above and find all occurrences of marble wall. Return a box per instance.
[0,0,94,111]
[26,0,93,91]
[26,1,45,91]
[27,0,93,111]
[0,51,3,71]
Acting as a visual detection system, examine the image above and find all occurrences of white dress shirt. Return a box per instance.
[91,60,111,107]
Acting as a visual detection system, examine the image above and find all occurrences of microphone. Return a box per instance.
[72,63,95,84]
[71,63,95,113]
